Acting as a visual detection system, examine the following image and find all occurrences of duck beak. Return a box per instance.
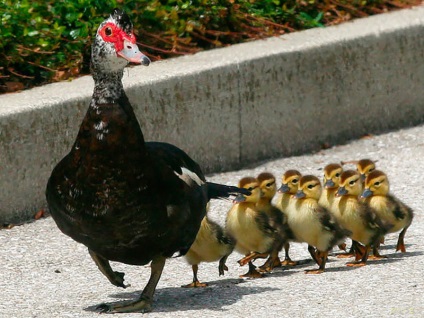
[118,40,151,65]
[233,194,247,203]
[293,190,305,199]
[278,184,290,193]
[324,179,335,188]
[361,188,373,198]
[360,174,366,182]
[336,186,347,197]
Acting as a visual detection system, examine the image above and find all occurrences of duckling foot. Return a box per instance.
[238,252,268,266]
[240,262,264,279]
[259,256,281,273]
[368,254,387,260]
[346,261,367,267]
[304,269,324,275]
[181,280,208,288]
[281,258,297,266]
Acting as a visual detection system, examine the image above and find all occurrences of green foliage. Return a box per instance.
[0,0,419,92]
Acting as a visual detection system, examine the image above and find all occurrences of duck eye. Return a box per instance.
[292,179,298,184]
[335,173,340,177]
[307,184,314,189]
[266,183,272,187]
[374,181,380,186]
[349,180,355,185]
[247,187,253,191]
[105,27,112,36]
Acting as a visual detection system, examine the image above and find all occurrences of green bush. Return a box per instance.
[0,0,419,92]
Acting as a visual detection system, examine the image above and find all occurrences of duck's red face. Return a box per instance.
[98,21,150,65]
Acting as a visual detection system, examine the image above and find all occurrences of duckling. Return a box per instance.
[256,172,293,270]
[362,170,414,253]
[356,159,377,183]
[226,177,283,278]
[182,216,234,288]
[275,170,302,266]
[288,175,350,274]
[319,163,348,252]
[334,170,392,266]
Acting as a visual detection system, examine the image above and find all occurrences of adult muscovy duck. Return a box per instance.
[46,9,248,313]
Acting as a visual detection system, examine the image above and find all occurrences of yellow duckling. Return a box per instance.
[275,170,302,266]
[319,163,343,211]
[289,175,350,274]
[362,170,414,253]
[256,172,293,270]
[356,159,377,183]
[182,216,234,287]
[226,177,283,278]
[334,170,392,266]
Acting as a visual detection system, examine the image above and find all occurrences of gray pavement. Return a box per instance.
[1,124,423,317]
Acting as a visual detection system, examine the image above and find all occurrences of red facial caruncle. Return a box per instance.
[99,22,136,52]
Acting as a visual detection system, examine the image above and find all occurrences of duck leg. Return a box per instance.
[396,226,409,253]
[259,246,282,273]
[182,264,207,288]
[347,245,370,267]
[240,261,264,278]
[305,250,327,274]
[98,256,166,313]
[88,249,129,288]
[368,239,387,260]
[238,252,269,266]
[281,242,297,266]
[307,245,321,266]
[218,255,229,276]
[337,240,358,258]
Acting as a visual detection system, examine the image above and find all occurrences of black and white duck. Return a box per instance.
[46,9,248,313]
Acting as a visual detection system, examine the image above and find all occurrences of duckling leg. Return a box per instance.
[259,247,282,272]
[97,256,166,313]
[337,240,358,258]
[240,261,264,278]
[181,264,208,288]
[238,252,269,266]
[218,255,229,276]
[305,251,327,274]
[307,245,321,266]
[368,240,387,260]
[281,242,297,266]
[88,249,129,288]
[396,227,409,253]
[347,245,370,267]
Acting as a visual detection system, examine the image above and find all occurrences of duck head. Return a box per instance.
[278,170,301,194]
[323,163,342,189]
[233,177,261,203]
[336,170,362,197]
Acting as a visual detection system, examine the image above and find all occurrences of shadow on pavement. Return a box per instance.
[84,278,279,313]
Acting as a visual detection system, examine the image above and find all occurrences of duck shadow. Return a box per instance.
[84,278,278,313]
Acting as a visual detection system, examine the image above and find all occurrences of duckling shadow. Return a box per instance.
[84,278,278,313]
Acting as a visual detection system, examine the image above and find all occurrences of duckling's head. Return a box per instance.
[361,170,389,198]
[323,163,343,189]
[336,170,363,197]
[234,177,261,203]
[257,172,277,200]
[357,159,376,182]
[295,175,322,200]
[278,170,302,194]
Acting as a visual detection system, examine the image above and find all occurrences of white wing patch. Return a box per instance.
[174,167,204,186]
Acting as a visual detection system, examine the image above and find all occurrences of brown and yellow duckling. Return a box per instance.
[356,159,377,183]
[362,170,414,253]
[334,170,392,266]
[226,177,284,278]
[275,170,302,266]
[183,216,234,288]
[256,172,294,270]
[319,163,343,211]
[288,175,351,274]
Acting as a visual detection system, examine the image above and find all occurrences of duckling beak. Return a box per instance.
[278,184,290,193]
[233,194,247,203]
[336,186,347,197]
[293,190,305,199]
[360,174,366,182]
[118,40,151,65]
[324,179,335,188]
[361,188,373,198]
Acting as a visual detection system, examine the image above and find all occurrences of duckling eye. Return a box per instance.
[105,27,113,36]
[307,184,314,189]
[292,179,298,184]
[247,187,254,191]
[266,182,272,187]
[374,181,380,186]
[368,168,375,173]
[349,180,355,185]
[335,173,340,178]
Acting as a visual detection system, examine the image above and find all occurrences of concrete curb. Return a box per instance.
[1,6,424,223]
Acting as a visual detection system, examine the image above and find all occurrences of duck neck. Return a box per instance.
[92,70,125,105]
